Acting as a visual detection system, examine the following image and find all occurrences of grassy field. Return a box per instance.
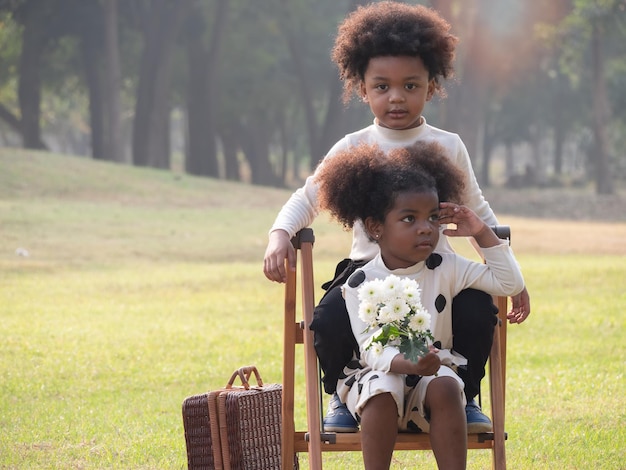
[1,148,625,469]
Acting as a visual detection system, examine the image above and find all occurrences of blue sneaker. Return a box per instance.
[466,399,492,433]
[322,392,359,433]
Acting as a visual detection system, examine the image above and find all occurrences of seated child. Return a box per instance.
[315,141,525,470]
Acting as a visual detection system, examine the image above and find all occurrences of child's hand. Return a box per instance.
[508,286,531,323]
[413,347,441,377]
[439,202,485,237]
[439,202,500,248]
[263,230,296,283]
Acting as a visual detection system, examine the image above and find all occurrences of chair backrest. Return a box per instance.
[281,227,510,470]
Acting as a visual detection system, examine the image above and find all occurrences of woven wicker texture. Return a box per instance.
[218,384,283,470]
[182,393,217,469]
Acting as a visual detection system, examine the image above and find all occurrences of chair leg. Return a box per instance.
[300,240,323,469]
[489,296,507,470]
[282,258,298,470]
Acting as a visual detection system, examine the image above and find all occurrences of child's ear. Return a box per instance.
[364,217,382,241]
[426,79,436,101]
[359,82,368,102]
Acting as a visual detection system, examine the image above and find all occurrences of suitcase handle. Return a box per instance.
[226,365,264,390]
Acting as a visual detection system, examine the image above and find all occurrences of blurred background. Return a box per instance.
[0,0,624,194]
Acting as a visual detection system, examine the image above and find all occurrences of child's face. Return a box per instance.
[360,56,435,130]
[369,190,440,270]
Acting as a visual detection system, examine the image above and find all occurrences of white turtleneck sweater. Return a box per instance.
[270,118,499,260]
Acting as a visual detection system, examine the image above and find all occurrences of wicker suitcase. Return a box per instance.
[182,366,287,470]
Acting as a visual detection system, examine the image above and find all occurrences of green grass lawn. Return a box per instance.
[1,149,625,469]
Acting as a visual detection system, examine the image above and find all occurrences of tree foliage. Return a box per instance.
[0,0,624,191]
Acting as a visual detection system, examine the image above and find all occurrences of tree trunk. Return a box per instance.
[591,20,613,195]
[278,0,321,171]
[481,109,493,187]
[453,0,488,173]
[103,0,124,163]
[80,22,105,159]
[0,103,23,135]
[428,0,454,130]
[17,8,47,150]
[318,67,345,159]
[132,0,191,169]
[185,30,213,175]
[240,121,277,186]
[219,127,240,181]
[317,0,367,160]
[185,0,228,177]
[551,72,566,176]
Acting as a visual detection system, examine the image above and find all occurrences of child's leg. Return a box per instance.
[452,288,498,400]
[452,288,497,433]
[360,392,398,470]
[425,376,467,470]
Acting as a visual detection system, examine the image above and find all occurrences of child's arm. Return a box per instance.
[439,202,530,323]
[264,174,319,283]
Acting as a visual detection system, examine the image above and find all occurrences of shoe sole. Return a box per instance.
[467,422,493,434]
[323,425,359,433]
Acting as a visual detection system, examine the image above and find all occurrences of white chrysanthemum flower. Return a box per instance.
[358,278,385,304]
[377,304,397,324]
[387,298,410,322]
[381,274,403,301]
[402,281,422,309]
[408,309,431,333]
[358,300,378,326]
[370,341,384,356]
[400,277,417,291]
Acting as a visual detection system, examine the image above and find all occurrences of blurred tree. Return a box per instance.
[184,0,228,178]
[0,0,53,149]
[103,0,124,163]
[542,0,626,194]
[0,9,22,141]
[479,0,574,185]
[0,0,623,190]
[131,0,193,169]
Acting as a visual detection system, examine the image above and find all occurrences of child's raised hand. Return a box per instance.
[439,202,486,238]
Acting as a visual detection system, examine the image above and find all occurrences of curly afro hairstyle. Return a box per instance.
[316,142,465,230]
[332,1,458,103]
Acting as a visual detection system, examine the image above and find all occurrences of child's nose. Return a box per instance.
[389,89,405,103]
[416,220,432,233]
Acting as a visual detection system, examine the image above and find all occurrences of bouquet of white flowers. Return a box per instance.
[357,274,434,363]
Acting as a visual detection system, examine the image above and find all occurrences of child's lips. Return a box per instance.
[388,109,407,118]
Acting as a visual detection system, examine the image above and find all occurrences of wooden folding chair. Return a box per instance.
[282,227,510,470]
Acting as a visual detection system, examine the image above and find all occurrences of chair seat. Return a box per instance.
[294,430,505,453]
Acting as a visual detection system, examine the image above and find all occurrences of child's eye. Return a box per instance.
[401,215,415,223]
[375,84,389,91]
[405,83,417,90]
[429,214,441,223]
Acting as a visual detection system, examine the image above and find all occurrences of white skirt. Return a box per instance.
[336,359,466,433]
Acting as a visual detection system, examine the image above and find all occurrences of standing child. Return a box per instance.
[263,1,530,433]
[315,141,525,470]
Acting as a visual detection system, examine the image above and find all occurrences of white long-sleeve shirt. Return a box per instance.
[343,246,525,372]
[270,118,498,260]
